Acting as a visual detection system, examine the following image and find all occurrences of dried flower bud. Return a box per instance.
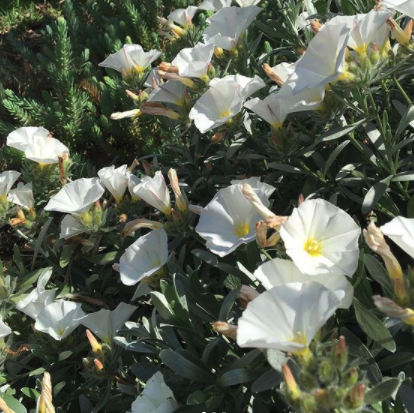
[158,62,179,73]
[256,220,280,248]
[239,285,259,308]
[212,321,237,339]
[374,295,414,325]
[168,169,188,212]
[38,372,56,413]
[86,330,102,354]
[310,19,322,33]
[121,218,164,238]
[211,131,225,144]
[262,63,285,85]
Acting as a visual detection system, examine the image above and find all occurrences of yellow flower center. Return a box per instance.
[134,66,146,74]
[304,238,322,257]
[290,332,312,358]
[234,222,250,237]
[218,110,231,119]
[58,327,65,336]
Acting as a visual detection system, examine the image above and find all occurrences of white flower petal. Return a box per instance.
[381,216,414,259]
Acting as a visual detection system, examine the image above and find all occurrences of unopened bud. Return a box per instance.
[125,90,140,100]
[168,169,188,212]
[282,364,301,406]
[388,18,412,47]
[374,295,414,325]
[370,43,380,64]
[111,109,142,120]
[38,372,56,413]
[158,62,179,73]
[332,336,347,369]
[214,47,224,59]
[299,370,318,391]
[140,102,181,120]
[299,393,317,413]
[211,131,225,144]
[157,70,196,88]
[318,358,335,384]
[239,285,259,308]
[310,19,322,33]
[86,330,102,354]
[344,383,365,409]
[212,321,237,339]
[343,367,359,387]
[262,63,284,85]
[121,218,164,238]
[94,358,104,371]
[314,389,330,410]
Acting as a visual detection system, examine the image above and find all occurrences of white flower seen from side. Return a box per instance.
[133,171,171,215]
[198,0,232,12]
[98,164,130,203]
[16,267,56,319]
[7,182,34,211]
[196,178,275,257]
[44,178,105,215]
[0,316,12,339]
[0,171,21,198]
[99,44,162,75]
[168,6,198,28]
[381,216,414,259]
[35,300,86,341]
[280,198,360,277]
[171,42,215,78]
[383,0,414,19]
[128,372,178,413]
[80,302,137,343]
[7,126,49,151]
[203,6,262,50]
[147,80,187,106]
[237,282,341,353]
[119,229,169,286]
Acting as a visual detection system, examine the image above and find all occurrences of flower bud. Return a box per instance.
[299,370,318,391]
[38,372,56,413]
[214,47,224,59]
[158,62,179,73]
[94,358,104,371]
[168,169,188,212]
[310,19,322,33]
[343,367,359,387]
[282,364,301,406]
[262,63,284,86]
[239,285,259,308]
[388,18,412,47]
[111,109,142,120]
[157,70,196,88]
[121,218,164,238]
[318,358,335,384]
[374,295,414,325]
[344,383,365,410]
[140,102,181,120]
[314,389,330,410]
[211,131,225,144]
[370,43,380,65]
[86,329,102,354]
[332,335,347,369]
[299,393,317,413]
[212,321,237,339]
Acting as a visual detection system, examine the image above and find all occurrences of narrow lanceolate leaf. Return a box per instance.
[362,176,392,214]
[353,299,396,352]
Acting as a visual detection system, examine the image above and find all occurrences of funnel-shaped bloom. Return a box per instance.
[287,21,351,94]
[383,0,414,19]
[199,0,232,11]
[0,171,21,198]
[172,42,215,78]
[35,300,86,341]
[0,316,11,338]
[44,178,105,214]
[8,182,34,211]
[22,135,69,165]
[128,372,178,413]
[236,0,261,6]
[99,44,162,75]
[196,178,275,256]
[128,175,142,201]
[190,74,265,133]
[98,164,130,202]
[7,126,49,151]
[16,267,56,318]
[168,6,198,28]
[80,302,137,343]
[203,6,262,50]
[133,171,171,215]
[381,216,414,259]
[148,81,187,106]
[280,199,360,276]
[120,229,169,286]
[237,282,341,352]
[254,258,353,309]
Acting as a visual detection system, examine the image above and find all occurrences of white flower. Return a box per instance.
[280,199,360,277]
[254,258,353,309]
[383,0,414,19]
[120,229,169,286]
[59,215,85,239]
[98,164,130,202]
[237,282,341,352]
[133,171,171,215]
[168,6,198,28]
[203,6,262,50]
[235,0,261,6]
[328,10,392,55]
[171,42,215,78]
[381,216,414,259]
[198,0,232,12]
[99,44,162,75]
[287,20,351,94]
[0,171,21,198]
[0,316,12,338]
[196,178,275,257]
[128,372,178,413]
[35,300,86,341]
[189,74,265,133]
[147,80,187,106]
[7,126,49,151]
[16,267,56,318]
[7,182,34,210]
[22,135,69,165]
[144,68,162,88]
[44,178,105,214]
[128,175,142,201]
[80,302,137,343]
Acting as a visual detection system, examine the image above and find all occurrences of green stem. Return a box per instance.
[393,75,412,107]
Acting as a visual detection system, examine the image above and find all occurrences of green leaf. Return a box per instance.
[362,176,392,214]
[268,163,304,174]
[353,299,396,352]
[395,105,414,140]
[378,353,414,371]
[191,249,218,266]
[251,369,282,393]
[159,350,215,383]
[364,254,393,295]
[31,217,53,270]
[365,378,401,404]
[216,368,259,387]
[264,349,288,372]
[85,251,118,265]
[1,394,27,413]
[323,140,350,177]
[398,385,414,413]
[218,289,238,321]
